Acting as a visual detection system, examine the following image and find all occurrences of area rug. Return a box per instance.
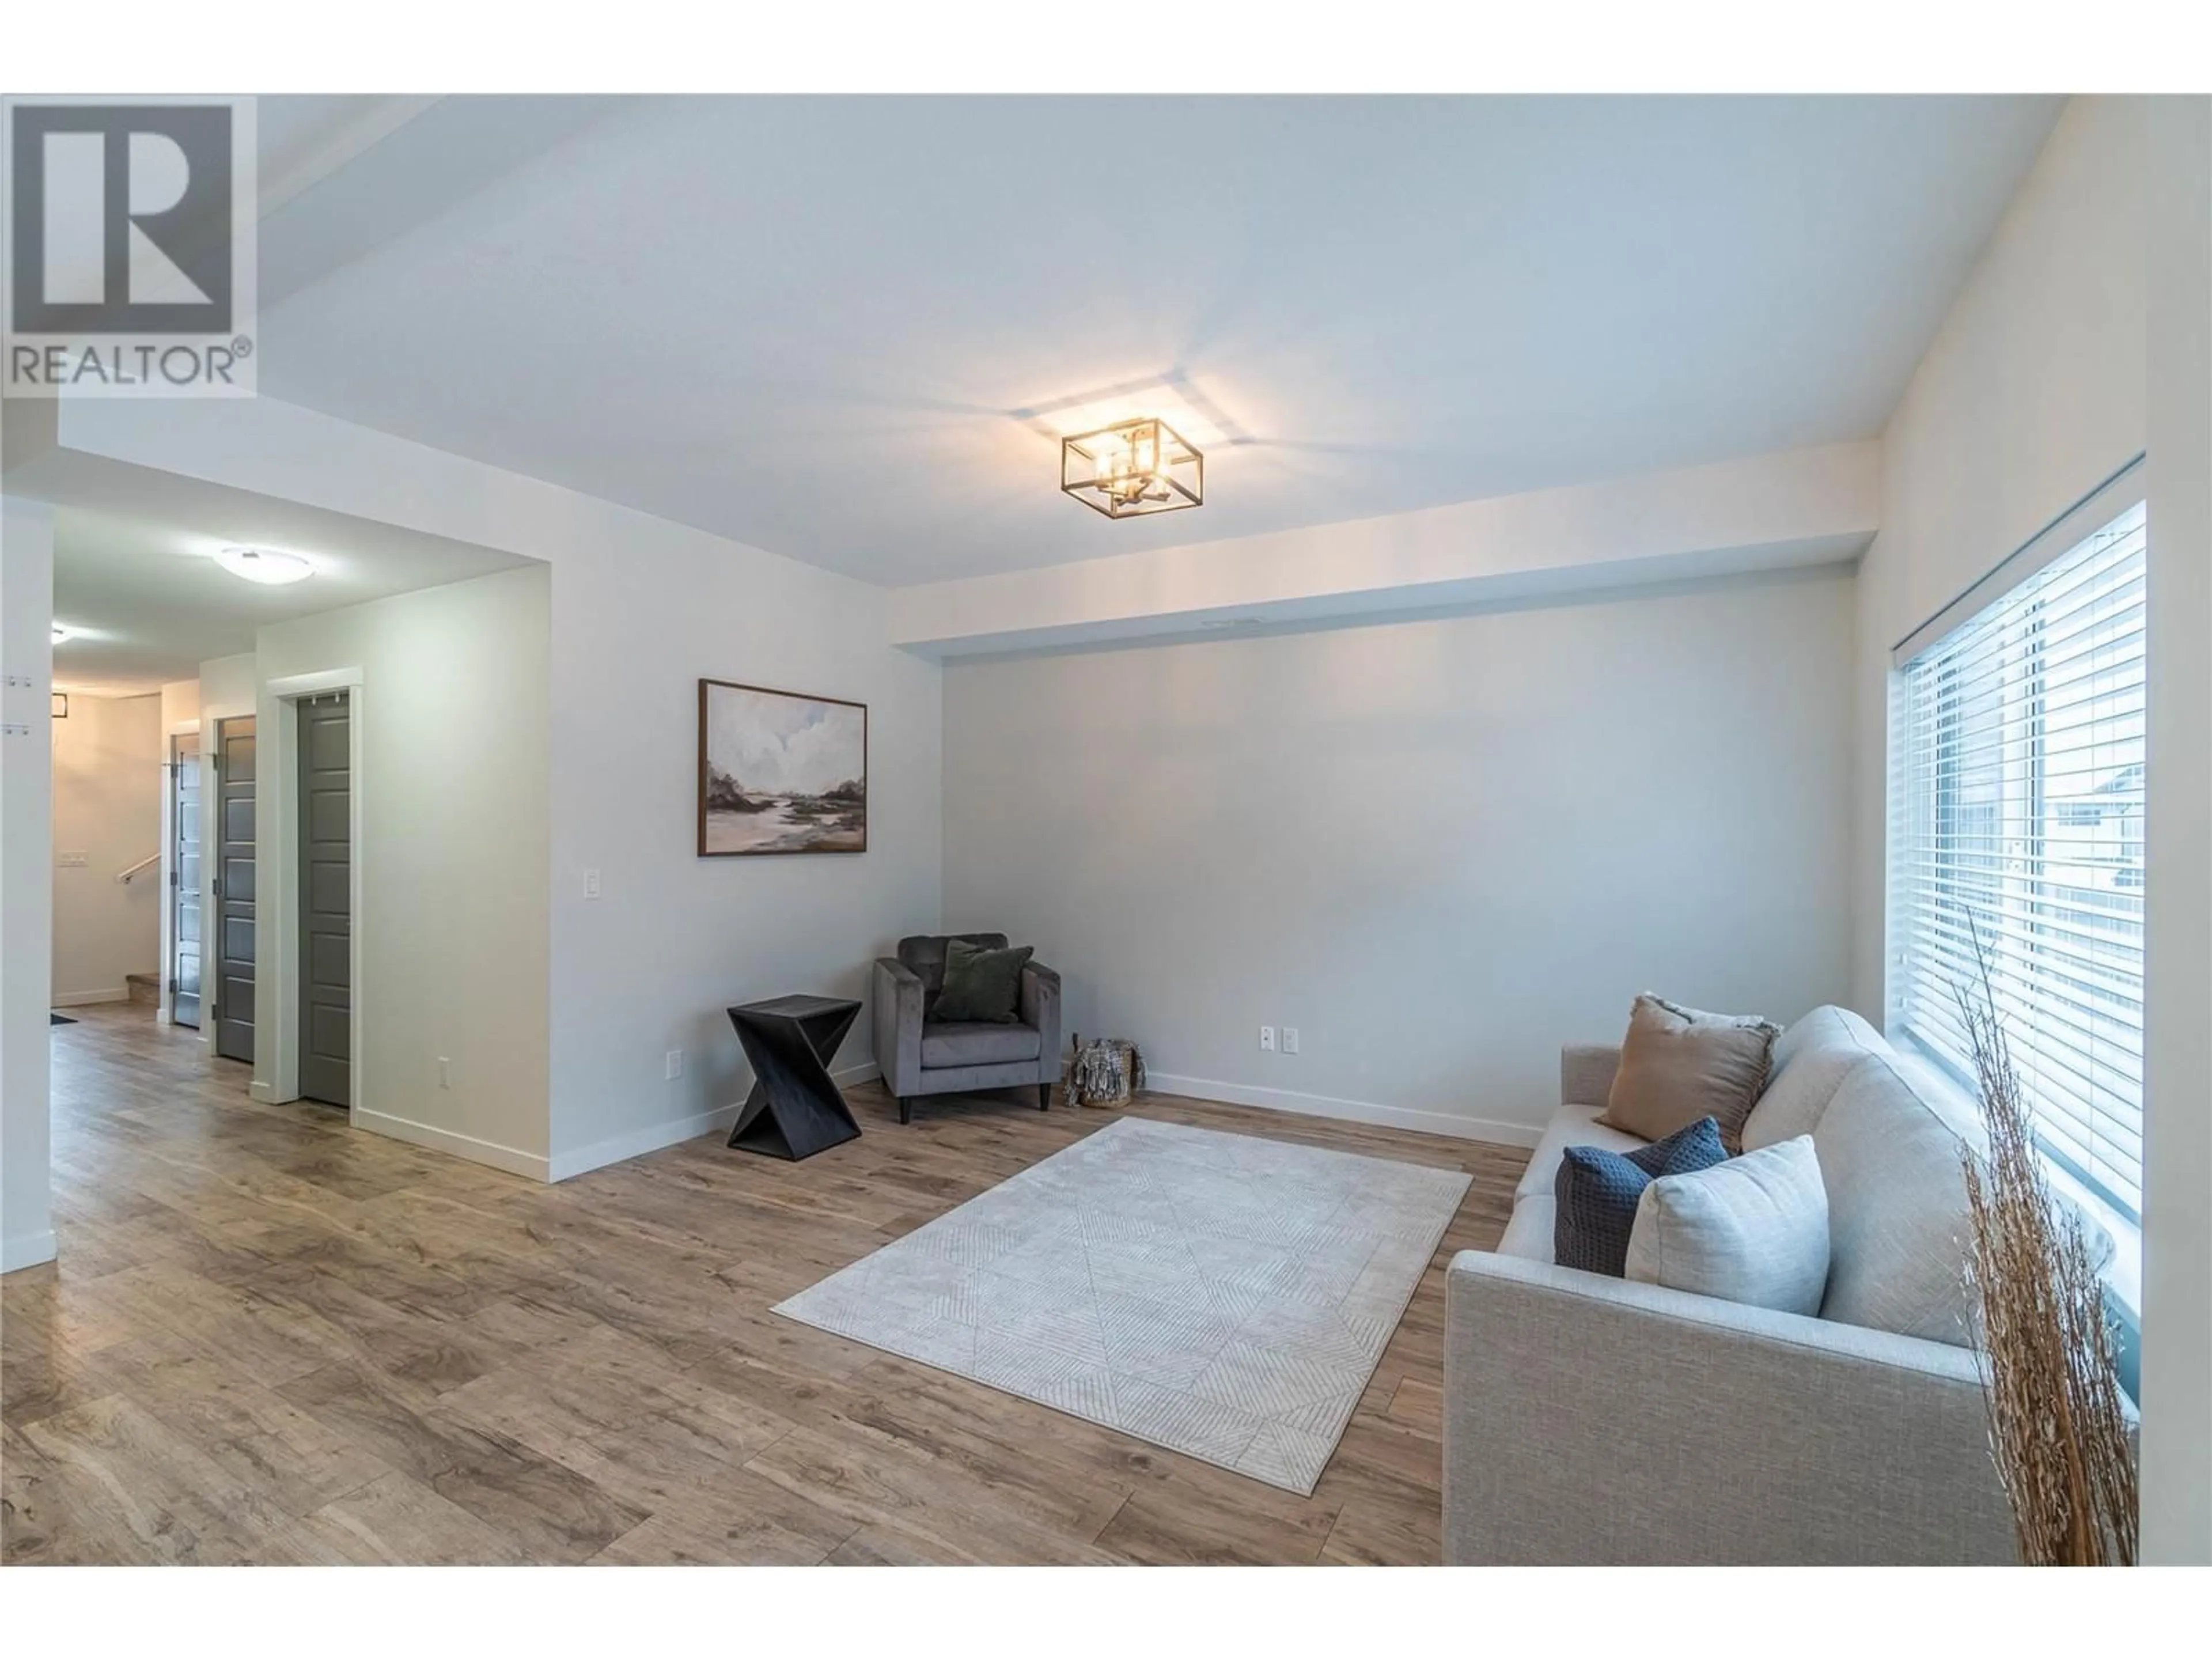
[772,1116,1471,1494]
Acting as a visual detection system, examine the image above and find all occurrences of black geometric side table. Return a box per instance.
[725,995,863,1161]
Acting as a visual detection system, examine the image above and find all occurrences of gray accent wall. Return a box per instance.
[942,568,1857,1143]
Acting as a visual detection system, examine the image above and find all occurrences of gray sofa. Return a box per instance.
[1444,1004,2019,1565]
[872,933,1062,1124]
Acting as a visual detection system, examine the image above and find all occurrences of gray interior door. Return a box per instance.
[171,734,202,1029]
[297,694,352,1108]
[214,716,256,1065]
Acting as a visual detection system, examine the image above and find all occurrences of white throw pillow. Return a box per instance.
[1624,1135,1830,1316]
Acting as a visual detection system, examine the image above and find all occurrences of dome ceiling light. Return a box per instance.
[217,546,315,585]
[1061,417,1203,520]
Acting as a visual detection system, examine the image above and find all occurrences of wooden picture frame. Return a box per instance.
[697,679,869,857]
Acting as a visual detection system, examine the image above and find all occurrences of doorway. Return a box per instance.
[170,732,203,1029]
[296,691,352,1109]
[213,715,256,1066]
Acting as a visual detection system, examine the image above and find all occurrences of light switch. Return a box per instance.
[583,868,601,900]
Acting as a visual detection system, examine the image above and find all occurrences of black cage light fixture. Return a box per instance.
[1060,417,1203,520]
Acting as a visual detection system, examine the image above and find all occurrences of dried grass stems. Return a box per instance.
[1953,923,2138,1565]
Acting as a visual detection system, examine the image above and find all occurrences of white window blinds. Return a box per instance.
[1890,497,2146,1218]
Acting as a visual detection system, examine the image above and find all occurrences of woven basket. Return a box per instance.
[1066,1035,1145,1109]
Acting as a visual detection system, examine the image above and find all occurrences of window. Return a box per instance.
[1890,495,2146,1219]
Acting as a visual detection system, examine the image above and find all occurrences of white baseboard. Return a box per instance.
[2,1229,58,1274]
[51,988,127,1009]
[547,1103,740,1183]
[1143,1071,1543,1150]
[546,1060,883,1183]
[354,1108,550,1181]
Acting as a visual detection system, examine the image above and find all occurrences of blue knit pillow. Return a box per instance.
[1554,1116,1728,1277]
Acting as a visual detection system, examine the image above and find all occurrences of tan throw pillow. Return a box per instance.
[1599,994,1779,1153]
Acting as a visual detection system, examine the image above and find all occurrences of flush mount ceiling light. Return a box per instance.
[1061,417,1203,520]
[217,546,315,585]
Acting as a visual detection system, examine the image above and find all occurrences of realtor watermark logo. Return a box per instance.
[3,95,256,397]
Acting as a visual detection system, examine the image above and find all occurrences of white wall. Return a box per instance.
[22,396,949,1183]
[1,497,56,1272]
[546,529,943,1177]
[1850,94,2212,1561]
[49,692,163,1005]
[942,569,1857,1143]
[159,678,199,732]
[255,564,553,1173]
[1852,97,2149,1011]
[197,653,255,718]
[2141,93,2212,1567]
[892,442,1878,657]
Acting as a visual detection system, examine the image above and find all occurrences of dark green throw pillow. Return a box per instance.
[933,940,1033,1024]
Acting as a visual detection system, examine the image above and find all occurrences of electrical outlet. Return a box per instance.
[583,868,602,900]
[437,1056,451,1089]
[1259,1025,1276,1052]
[57,850,88,868]
[665,1048,684,1081]
[1282,1027,1300,1055]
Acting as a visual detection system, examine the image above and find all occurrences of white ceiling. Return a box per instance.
[253,95,2062,586]
[49,488,537,696]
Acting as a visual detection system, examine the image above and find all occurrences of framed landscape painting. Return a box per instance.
[698,679,868,855]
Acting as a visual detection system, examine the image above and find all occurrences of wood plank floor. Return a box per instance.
[3,1002,1523,1565]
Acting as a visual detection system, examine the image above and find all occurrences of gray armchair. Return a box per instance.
[873,933,1061,1124]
